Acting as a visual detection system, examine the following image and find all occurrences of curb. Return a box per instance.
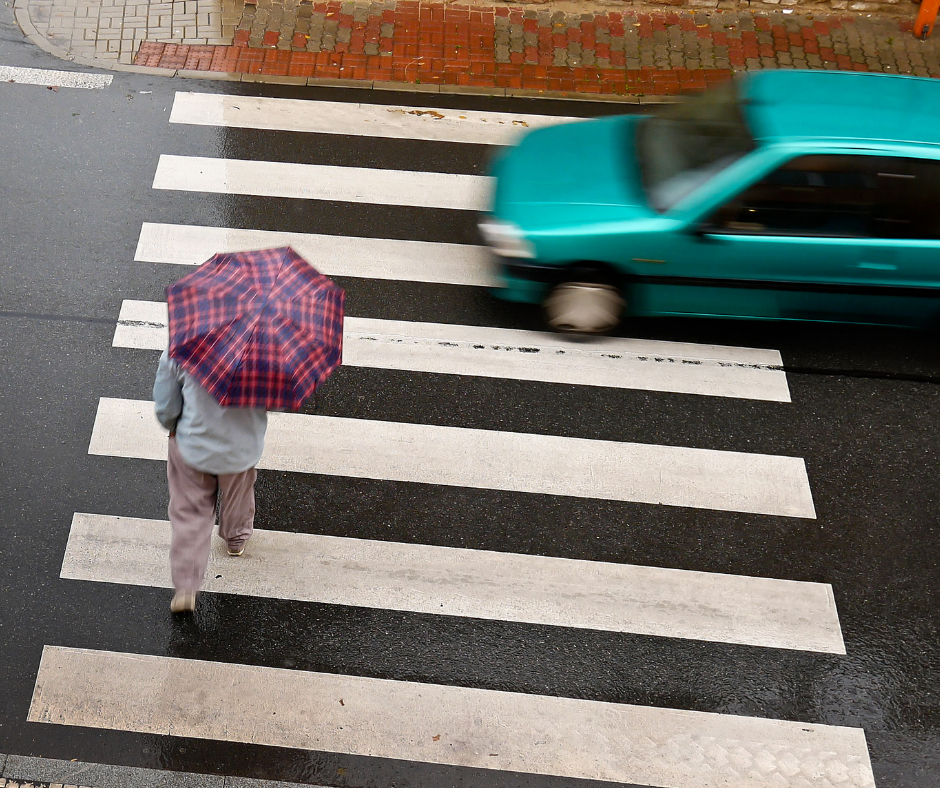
[8,0,677,102]
[1,755,330,788]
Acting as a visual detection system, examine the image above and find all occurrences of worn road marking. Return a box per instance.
[115,300,790,402]
[64,512,843,652]
[152,155,491,211]
[134,222,495,286]
[0,65,112,89]
[170,92,578,145]
[30,647,875,787]
[89,398,816,517]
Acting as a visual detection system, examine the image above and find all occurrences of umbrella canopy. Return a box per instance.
[167,247,344,411]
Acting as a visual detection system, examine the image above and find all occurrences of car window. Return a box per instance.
[708,154,940,240]
[708,155,882,237]
[873,159,940,240]
[636,80,756,213]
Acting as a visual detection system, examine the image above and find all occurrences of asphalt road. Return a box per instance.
[1,4,938,787]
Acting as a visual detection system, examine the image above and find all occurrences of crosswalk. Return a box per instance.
[90,397,815,516]
[63,512,843,651]
[31,646,874,786]
[168,92,578,145]
[152,155,492,209]
[31,88,877,788]
[116,299,792,400]
[135,222,497,285]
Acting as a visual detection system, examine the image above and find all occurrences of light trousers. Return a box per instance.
[167,435,257,592]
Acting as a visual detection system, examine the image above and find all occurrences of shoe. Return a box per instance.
[227,543,246,556]
[170,590,197,613]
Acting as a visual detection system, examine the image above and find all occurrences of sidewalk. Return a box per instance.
[13,0,940,96]
[0,754,327,788]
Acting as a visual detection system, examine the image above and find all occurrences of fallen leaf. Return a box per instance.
[432,734,441,741]
[339,698,344,706]
[407,109,445,120]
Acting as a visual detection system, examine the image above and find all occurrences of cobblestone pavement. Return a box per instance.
[20,0,232,64]
[15,0,940,94]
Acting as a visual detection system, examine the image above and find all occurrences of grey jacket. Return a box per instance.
[153,349,268,475]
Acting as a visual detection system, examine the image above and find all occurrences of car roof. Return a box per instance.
[740,70,940,150]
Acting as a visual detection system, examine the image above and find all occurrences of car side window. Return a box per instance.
[708,155,883,238]
[872,159,940,240]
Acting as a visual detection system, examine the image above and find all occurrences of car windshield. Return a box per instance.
[636,80,756,213]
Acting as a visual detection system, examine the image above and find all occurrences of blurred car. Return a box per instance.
[479,70,940,333]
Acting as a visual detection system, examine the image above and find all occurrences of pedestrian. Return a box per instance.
[154,348,268,613]
[157,246,344,615]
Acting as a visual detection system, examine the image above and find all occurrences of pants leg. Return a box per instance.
[217,466,257,550]
[167,436,219,592]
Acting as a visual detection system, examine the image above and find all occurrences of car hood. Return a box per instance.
[492,115,653,228]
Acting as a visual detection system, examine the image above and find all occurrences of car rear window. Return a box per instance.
[636,80,756,213]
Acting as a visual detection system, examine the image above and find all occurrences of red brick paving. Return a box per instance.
[134,2,939,96]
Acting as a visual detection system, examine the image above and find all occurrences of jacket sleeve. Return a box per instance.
[153,349,184,432]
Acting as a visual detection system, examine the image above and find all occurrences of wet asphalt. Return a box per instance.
[1,4,939,787]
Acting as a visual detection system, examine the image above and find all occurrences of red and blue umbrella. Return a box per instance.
[166,246,344,412]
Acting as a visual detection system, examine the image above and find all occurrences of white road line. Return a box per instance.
[115,300,790,402]
[152,155,492,211]
[89,398,816,518]
[63,513,844,653]
[30,646,875,788]
[0,65,112,89]
[170,92,579,146]
[134,222,495,287]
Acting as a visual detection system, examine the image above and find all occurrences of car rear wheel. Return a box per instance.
[543,281,625,334]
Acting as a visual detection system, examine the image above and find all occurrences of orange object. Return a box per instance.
[915,0,940,39]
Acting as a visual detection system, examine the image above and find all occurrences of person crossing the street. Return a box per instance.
[154,246,345,614]
[154,349,267,614]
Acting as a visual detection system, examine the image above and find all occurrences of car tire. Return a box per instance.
[543,281,626,334]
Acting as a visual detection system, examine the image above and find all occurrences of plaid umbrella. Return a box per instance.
[166,246,344,411]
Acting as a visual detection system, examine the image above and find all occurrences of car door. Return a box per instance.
[854,156,940,326]
[649,154,908,324]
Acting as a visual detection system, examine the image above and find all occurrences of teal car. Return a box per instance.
[480,70,940,334]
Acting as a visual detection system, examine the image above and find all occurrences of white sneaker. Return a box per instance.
[170,590,197,613]
[226,543,246,556]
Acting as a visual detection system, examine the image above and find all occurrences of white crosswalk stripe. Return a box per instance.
[88,397,816,517]
[0,65,112,89]
[152,155,492,210]
[115,300,791,401]
[63,513,844,652]
[134,222,496,286]
[170,92,579,145]
[30,646,876,788]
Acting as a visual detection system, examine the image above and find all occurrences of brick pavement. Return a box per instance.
[15,0,940,95]
[134,4,940,93]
